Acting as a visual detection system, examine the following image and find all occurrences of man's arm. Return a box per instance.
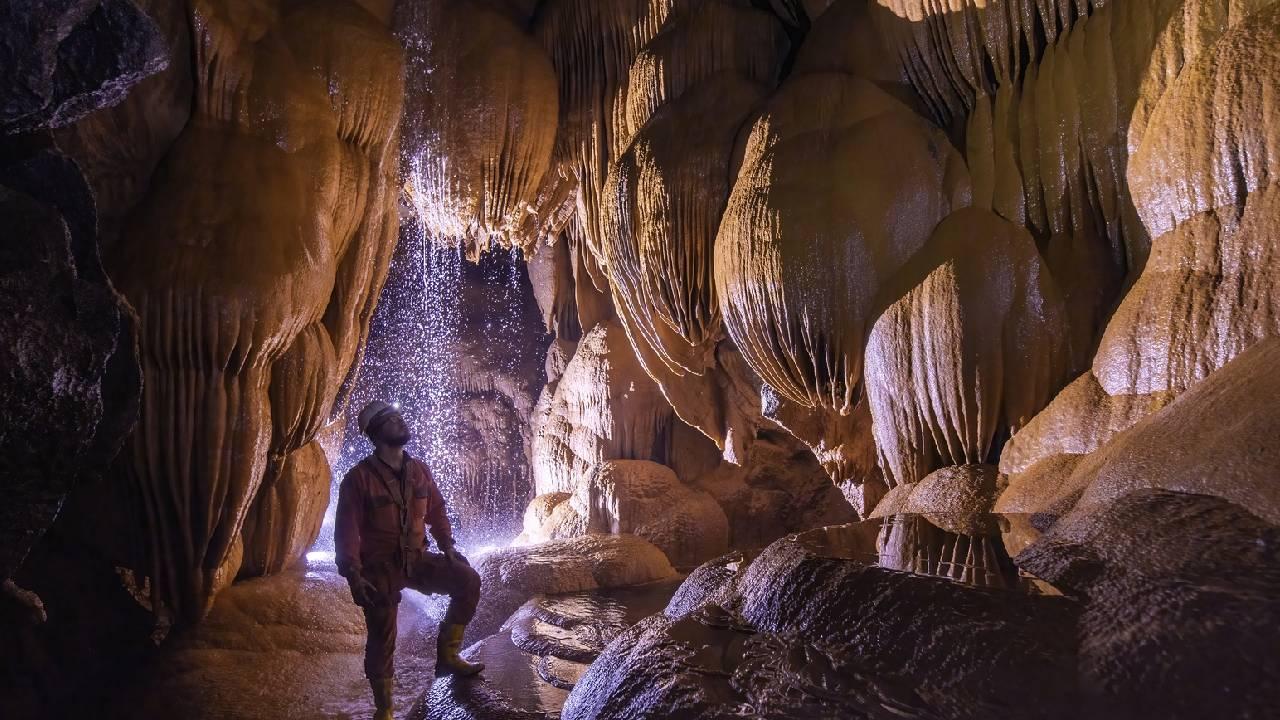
[334,472,363,578]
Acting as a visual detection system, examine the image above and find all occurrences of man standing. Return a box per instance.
[336,400,484,720]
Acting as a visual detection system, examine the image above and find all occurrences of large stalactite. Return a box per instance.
[98,0,404,622]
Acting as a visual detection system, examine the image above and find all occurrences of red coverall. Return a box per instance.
[335,452,481,680]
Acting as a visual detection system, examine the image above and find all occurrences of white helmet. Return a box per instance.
[357,400,395,435]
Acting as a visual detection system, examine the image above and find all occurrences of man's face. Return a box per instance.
[370,410,411,448]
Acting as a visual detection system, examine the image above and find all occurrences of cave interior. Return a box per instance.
[2,0,1280,718]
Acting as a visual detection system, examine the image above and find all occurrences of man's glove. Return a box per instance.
[346,573,379,608]
[444,547,470,566]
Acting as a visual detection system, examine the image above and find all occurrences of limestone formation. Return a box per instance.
[1017,489,1280,719]
[0,0,162,601]
[5,0,1280,714]
[601,2,789,463]
[0,0,166,134]
[1009,339,1280,527]
[870,464,1002,536]
[398,0,558,257]
[617,1,788,150]
[525,459,729,567]
[535,0,678,265]
[100,0,404,621]
[0,153,141,587]
[864,209,1068,487]
[999,3,1280,525]
[531,319,675,495]
[565,523,1078,720]
[1097,4,1280,397]
[469,533,677,643]
[714,69,970,496]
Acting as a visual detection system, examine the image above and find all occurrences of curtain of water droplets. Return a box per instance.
[311,215,469,557]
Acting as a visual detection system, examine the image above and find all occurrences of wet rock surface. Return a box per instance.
[468,533,677,645]
[0,0,167,133]
[100,559,439,719]
[566,515,1079,720]
[416,581,680,720]
[1018,489,1280,720]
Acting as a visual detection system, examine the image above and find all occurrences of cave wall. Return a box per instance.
[3,0,407,636]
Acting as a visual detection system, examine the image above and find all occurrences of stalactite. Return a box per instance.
[714,71,971,433]
[398,0,558,257]
[104,0,404,622]
[864,209,1068,487]
[601,1,788,462]
[534,0,679,269]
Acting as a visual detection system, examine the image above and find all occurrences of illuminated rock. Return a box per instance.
[715,70,970,492]
[999,3,1280,523]
[541,459,730,568]
[870,464,1002,536]
[534,0,678,264]
[531,319,675,496]
[617,0,788,150]
[399,0,558,256]
[103,0,404,622]
[604,81,770,462]
[1021,339,1280,527]
[1098,3,1280,397]
[864,208,1069,487]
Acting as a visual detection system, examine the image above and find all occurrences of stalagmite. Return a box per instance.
[531,320,674,495]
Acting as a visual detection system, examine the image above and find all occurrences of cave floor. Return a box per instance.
[103,555,680,720]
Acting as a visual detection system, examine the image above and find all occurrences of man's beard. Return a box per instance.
[379,425,411,448]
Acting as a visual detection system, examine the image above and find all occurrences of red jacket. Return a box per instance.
[334,453,454,578]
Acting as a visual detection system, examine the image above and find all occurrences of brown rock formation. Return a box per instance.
[602,2,789,463]
[714,68,969,496]
[531,319,675,495]
[398,0,558,257]
[95,0,404,622]
[865,209,1068,487]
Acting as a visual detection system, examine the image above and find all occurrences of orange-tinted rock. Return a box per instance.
[864,209,1068,487]
[398,0,558,256]
[103,0,404,623]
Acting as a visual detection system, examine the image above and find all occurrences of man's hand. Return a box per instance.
[346,573,379,608]
[444,548,470,566]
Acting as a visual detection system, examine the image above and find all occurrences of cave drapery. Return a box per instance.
[3,0,1280,717]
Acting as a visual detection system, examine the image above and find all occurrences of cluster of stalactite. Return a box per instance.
[429,0,1280,538]
[49,0,406,625]
[20,0,1278,630]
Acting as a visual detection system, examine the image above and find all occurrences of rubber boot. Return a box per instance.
[369,677,394,720]
[435,623,485,677]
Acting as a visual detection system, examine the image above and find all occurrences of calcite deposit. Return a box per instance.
[5,0,1280,717]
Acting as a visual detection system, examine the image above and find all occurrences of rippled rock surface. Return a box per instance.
[567,495,1280,720]
[565,514,1078,720]
[1018,489,1280,720]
